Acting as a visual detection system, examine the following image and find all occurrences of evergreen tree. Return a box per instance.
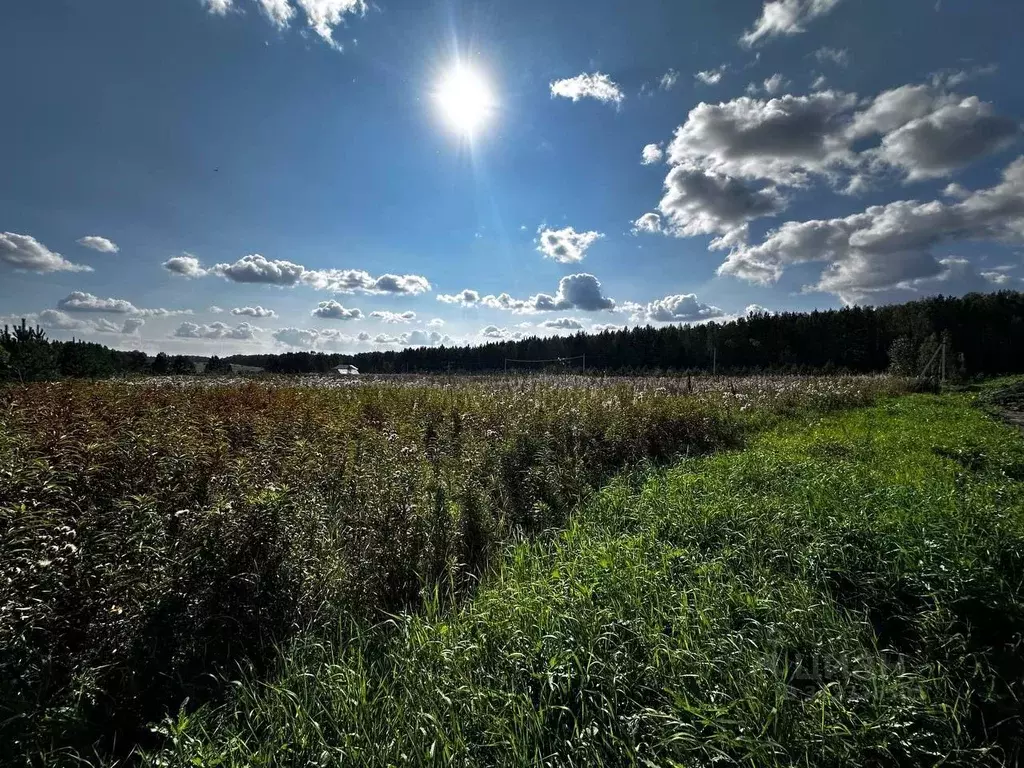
[152,353,170,375]
[170,355,196,375]
[887,337,917,376]
[0,319,58,382]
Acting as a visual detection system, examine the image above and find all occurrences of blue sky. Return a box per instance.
[2,0,1023,354]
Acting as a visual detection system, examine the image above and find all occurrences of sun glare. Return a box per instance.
[435,64,495,136]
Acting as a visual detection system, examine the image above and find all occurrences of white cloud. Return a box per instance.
[930,63,998,90]
[55,291,191,317]
[212,254,306,285]
[255,0,295,27]
[163,254,208,278]
[741,0,844,47]
[177,253,430,294]
[660,69,679,90]
[695,65,727,86]
[175,321,261,340]
[426,318,445,328]
[439,274,616,314]
[76,236,119,253]
[302,268,431,295]
[539,317,584,330]
[814,47,849,67]
[295,0,366,47]
[0,232,92,274]
[122,317,145,335]
[873,96,1019,180]
[658,166,785,246]
[811,75,828,91]
[632,212,663,234]
[37,310,94,331]
[764,73,790,95]
[717,155,1024,303]
[479,325,524,341]
[591,323,623,333]
[437,288,480,306]
[311,300,363,320]
[201,0,234,15]
[642,143,664,165]
[635,294,725,324]
[57,292,136,314]
[370,310,416,323]
[209,305,225,314]
[745,304,773,315]
[231,306,277,318]
[667,92,859,187]
[536,226,604,263]
[550,73,624,105]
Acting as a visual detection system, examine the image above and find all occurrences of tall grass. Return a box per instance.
[149,392,1024,767]
[0,375,909,763]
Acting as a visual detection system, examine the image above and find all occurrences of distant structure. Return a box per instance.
[333,364,359,376]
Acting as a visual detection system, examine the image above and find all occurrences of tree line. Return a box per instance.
[228,291,1024,377]
[2,291,1022,381]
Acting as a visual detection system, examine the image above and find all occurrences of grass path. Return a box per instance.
[151,393,1024,767]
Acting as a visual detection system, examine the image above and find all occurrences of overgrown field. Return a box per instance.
[151,390,1024,767]
[0,374,940,764]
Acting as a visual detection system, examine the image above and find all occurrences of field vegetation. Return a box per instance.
[3,375,1022,766]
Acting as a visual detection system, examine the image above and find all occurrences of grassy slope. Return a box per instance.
[153,393,1024,767]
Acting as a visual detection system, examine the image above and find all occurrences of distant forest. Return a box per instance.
[229,291,1024,377]
[2,291,1022,381]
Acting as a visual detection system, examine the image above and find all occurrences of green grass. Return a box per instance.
[145,392,1024,767]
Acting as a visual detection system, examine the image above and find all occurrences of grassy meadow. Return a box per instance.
[3,375,1023,765]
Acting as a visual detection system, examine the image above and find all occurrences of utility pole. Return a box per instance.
[712,346,717,376]
[582,353,586,373]
[940,340,947,386]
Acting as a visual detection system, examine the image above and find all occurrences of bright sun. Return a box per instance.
[434,64,495,136]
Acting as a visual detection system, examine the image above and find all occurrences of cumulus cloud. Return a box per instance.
[536,226,604,263]
[1,232,92,274]
[57,292,136,314]
[874,96,1020,180]
[540,317,584,330]
[695,65,727,86]
[163,254,208,278]
[718,155,1024,302]
[255,0,295,27]
[591,323,623,333]
[814,47,849,67]
[311,300,363,320]
[748,73,791,95]
[426,318,445,328]
[437,289,481,306]
[76,236,119,253]
[203,0,366,48]
[212,254,306,285]
[36,310,93,332]
[295,0,366,47]
[658,166,785,246]
[642,143,664,165]
[632,212,663,234]
[660,69,679,90]
[122,317,145,335]
[370,310,416,323]
[478,325,524,341]
[55,291,191,317]
[438,274,616,314]
[741,0,844,47]
[201,0,233,15]
[667,91,859,187]
[635,294,725,324]
[174,321,260,340]
[745,304,773,315]
[231,306,277,318]
[550,73,624,105]
[209,306,225,314]
[169,253,430,294]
